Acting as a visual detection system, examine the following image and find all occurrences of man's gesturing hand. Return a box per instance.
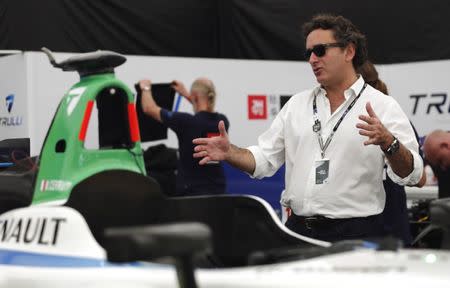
[193,120,230,165]
[356,102,394,150]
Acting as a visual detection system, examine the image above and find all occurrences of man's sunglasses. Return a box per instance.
[304,43,345,59]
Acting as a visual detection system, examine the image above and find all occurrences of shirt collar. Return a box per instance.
[313,75,365,100]
[347,75,365,99]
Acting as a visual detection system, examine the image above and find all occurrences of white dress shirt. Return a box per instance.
[247,76,423,218]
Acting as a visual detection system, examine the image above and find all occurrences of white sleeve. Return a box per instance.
[246,107,287,179]
[382,100,423,186]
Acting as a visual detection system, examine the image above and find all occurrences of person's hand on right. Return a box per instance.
[171,80,192,102]
[193,120,230,165]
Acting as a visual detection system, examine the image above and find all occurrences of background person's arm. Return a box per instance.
[139,79,162,122]
[171,80,192,103]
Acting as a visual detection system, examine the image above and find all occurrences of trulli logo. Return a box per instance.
[1,94,23,127]
[5,94,14,113]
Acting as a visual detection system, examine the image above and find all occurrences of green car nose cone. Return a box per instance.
[33,49,146,205]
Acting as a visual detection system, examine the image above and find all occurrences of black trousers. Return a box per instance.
[285,213,384,242]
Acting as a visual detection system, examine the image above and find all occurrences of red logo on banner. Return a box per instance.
[248,95,267,120]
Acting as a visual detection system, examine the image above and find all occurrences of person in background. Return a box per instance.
[192,14,423,242]
[138,78,230,196]
[423,130,450,172]
[423,130,450,198]
[358,60,426,246]
[357,61,388,94]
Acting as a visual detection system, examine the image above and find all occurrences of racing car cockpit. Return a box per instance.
[64,169,328,268]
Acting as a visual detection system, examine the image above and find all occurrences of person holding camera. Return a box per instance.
[139,78,230,196]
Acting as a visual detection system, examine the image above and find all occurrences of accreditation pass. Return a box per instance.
[315,158,330,184]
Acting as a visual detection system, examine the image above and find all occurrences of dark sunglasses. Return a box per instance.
[304,43,345,59]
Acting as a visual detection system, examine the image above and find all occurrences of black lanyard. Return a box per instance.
[313,82,367,158]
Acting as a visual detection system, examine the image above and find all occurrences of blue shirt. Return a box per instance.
[160,109,230,196]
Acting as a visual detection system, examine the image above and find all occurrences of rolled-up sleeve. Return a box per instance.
[247,145,273,178]
[387,150,423,185]
[246,109,287,179]
[383,100,423,186]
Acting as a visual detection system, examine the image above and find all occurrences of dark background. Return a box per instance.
[1,0,449,63]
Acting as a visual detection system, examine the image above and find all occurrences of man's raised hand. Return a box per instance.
[193,120,230,165]
[356,102,393,150]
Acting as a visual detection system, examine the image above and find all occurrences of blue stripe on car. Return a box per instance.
[0,249,144,268]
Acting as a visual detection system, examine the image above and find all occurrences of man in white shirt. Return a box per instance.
[192,14,423,242]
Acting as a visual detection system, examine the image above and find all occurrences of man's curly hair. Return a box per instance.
[302,14,368,69]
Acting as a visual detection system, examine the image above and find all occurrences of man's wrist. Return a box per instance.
[141,85,151,92]
[383,136,400,156]
[224,144,235,162]
[381,134,394,151]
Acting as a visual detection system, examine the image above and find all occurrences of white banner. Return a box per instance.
[379,60,450,137]
[0,54,28,142]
